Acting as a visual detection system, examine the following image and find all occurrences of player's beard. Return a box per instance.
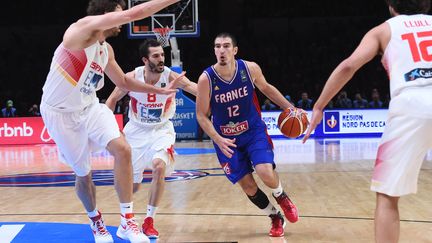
[218,55,229,66]
[105,26,121,38]
[149,61,165,73]
[219,57,227,66]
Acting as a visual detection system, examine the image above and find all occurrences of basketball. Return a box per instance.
[278,108,309,138]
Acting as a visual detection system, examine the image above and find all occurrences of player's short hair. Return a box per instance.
[386,0,431,14]
[215,32,238,47]
[87,0,126,16]
[139,39,162,58]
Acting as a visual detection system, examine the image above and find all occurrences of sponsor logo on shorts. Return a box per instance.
[220,121,249,136]
[404,68,432,81]
[221,163,231,175]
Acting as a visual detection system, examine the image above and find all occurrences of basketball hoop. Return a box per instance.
[153,27,173,47]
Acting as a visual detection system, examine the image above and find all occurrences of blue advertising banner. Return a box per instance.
[172,90,198,140]
[170,66,198,140]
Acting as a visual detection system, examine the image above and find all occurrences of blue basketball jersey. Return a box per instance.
[204,59,266,137]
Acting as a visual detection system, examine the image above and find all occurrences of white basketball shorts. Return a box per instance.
[40,101,121,176]
[123,121,176,183]
[371,87,432,196]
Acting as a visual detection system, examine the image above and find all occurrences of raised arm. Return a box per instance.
[63,0,179,49]
[302,23,389,143]
[196,73,236,158]
[169,71,197,96]
[104,43,178,95]
[247,61,295,110]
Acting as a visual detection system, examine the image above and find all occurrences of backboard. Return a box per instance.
[127,0,199,39]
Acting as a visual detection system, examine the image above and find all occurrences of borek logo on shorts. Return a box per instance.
[221,163,231,175]
[404,68,432,81]
[0,122,33,137]
[220,121,249,136]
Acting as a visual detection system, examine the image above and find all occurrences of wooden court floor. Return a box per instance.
[0,138,431,242]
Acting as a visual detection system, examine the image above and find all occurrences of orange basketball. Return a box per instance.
[278,108,309,138]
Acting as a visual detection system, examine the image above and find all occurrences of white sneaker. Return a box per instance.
[89,212,114,243]
[116,213,150,243]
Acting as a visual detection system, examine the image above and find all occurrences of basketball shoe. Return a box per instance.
[89,212,114,243]
[274,192,299,223]
[116,213,149,243]
[269,212,286,237]
[142,217,159,238]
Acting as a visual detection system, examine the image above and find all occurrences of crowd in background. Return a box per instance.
[0,0,391,118]
[261,88,388,111]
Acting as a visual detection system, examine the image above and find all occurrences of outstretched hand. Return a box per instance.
[302,108,323,144]
[168,71,186,89]
[160,71,186,95]
[215,136,237,158]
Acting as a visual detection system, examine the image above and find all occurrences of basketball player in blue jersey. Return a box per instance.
[302,1,432,242]
[40,0,181,242]
[196,32,300,237]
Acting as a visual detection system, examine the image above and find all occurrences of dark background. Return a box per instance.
[0,0,394,115]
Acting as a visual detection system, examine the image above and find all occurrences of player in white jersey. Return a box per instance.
[105,39,197,239]
[40,1,182,243]
[302,1,432,242]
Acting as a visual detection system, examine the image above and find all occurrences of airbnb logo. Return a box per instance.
[0,122,34,137]
[40,126,52,142]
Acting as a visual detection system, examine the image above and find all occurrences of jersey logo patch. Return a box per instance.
[214,86,220,91]
[240,70,248,82]
[220,121,249,136]
[404,68,432,81]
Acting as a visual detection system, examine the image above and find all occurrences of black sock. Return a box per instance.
[247,188,270,209]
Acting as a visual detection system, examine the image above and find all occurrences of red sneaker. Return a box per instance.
[269,212,286,237]
[274,192,299,223]
[142,217,159,239]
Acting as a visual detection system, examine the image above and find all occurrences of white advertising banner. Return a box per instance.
[261,111,313,136]
[322,109,388,134]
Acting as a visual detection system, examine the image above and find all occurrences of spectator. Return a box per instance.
[2,100,17,117]
[369,89,383,108]
[335,90,353,108]
[353,93,368,108]
[383,93,390,108]
[261,98,277,110]
[285,95,295,106]
[28,104,41,116]
[326,99,335,110]
[297,92,313,110]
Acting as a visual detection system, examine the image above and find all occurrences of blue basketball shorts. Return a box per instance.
[214,129,275,184]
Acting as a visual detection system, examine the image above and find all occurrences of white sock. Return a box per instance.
[272,181,284,198]
[146,205,157,218]
[120,202,133,215]
[263,203,278,216]
[87,208,99,218]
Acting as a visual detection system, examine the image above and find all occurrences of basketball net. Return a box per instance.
[153,27,172,47]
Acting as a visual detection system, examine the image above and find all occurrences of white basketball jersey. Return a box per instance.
[382,14,432,98]
[42,42,108,111]
[128,66,175,126]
